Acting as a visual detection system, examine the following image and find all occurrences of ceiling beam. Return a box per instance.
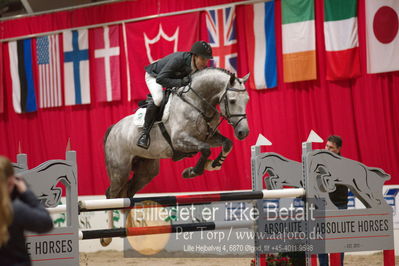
[20,0,33,13]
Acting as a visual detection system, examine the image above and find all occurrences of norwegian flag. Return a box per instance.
[206,6,238,72]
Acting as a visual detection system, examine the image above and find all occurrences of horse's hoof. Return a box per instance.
[182,167,198,178]
[100,238,112,247]
[204,160,213,171]
[205,160,221,171]
[205,160,218,171]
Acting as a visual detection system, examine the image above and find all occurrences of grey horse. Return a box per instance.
[101,68,250,246]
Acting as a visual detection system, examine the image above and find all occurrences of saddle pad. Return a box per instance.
[133,108,146,127]
[133,98,171,128]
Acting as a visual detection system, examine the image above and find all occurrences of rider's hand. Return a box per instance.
[181,76,191,86]
[14,176,27,194]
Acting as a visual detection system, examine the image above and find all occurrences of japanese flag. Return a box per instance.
[366,0,399,73]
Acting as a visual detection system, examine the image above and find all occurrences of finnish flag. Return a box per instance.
[63,29,90,105]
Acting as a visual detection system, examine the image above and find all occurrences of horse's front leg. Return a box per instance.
[174,133,211,178]
[205,131,233,171]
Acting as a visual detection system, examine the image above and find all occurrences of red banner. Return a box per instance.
[125,12,200,101]
[0,43,3,113]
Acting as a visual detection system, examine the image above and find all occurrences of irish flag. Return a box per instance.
[281,0,316,83]
[324,0,360,80]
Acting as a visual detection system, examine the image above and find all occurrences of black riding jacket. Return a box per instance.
[145,52,193,88]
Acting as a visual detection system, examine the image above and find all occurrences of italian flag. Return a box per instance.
[324,0,360,80]
[281,0,316,83]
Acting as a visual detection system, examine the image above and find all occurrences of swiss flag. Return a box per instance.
[366,0,399,73]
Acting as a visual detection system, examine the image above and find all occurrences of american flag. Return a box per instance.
[206,6,238,72]
[36,35,62,108]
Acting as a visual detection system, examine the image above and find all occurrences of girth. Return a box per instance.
[158,122,196,161]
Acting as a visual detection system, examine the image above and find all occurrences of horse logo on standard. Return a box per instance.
[12,151,80,266]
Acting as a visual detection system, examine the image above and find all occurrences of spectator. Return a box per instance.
[0,156,53,265]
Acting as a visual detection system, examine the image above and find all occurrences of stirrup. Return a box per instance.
[137,133,150,149]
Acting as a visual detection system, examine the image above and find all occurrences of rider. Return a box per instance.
[137,40,213,149]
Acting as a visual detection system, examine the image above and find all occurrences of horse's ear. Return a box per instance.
[240,73,250,83]
[229,73,236,86]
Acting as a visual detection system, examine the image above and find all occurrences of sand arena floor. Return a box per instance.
[80,251,399,265]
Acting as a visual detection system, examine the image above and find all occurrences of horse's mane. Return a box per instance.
[192,67,234,78]
[191,67,238,85]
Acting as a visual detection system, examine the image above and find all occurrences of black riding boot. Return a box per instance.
[137,102,159,149]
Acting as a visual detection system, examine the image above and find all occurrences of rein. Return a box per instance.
[175,84,218,123]
[173,74,247,139]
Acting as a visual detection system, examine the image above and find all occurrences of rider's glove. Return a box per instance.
[181,76,191,87]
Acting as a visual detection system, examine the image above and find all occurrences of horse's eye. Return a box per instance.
[229,99,236,104]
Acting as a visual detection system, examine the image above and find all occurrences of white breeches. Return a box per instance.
[145,73,163,107]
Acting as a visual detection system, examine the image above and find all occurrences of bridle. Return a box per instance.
[218,87,247,129]
[174,74,247,138]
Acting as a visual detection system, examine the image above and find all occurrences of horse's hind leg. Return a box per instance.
[107,164,131,205]
[126,158,160,199]
[125,158,159,228]
[101,159,132,247]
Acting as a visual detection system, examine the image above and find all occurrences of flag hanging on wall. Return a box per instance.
[92,25,121,102]
[366,0,399,73]
[36,34,62,108]
[324,0,360,80]
[281,0,316,83]
[8,39,38,113]
[206,6,238,72]
[125,13,200,101]
[237,1,277,89]
[63,29,90,105]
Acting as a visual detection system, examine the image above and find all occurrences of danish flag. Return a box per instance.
[206,6,238,72]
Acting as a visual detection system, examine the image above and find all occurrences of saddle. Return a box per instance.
[136,89,172,126]
[135,89,196,161]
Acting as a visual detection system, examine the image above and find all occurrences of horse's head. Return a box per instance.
[188,68,250,140]
[220,73,250,140]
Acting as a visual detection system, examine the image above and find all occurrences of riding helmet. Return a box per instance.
[190,41,213,59]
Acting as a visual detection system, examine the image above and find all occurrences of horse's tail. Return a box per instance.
[104,125,115,146]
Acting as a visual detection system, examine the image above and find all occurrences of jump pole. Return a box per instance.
[76,188,305,213]
[79,220,254,240]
